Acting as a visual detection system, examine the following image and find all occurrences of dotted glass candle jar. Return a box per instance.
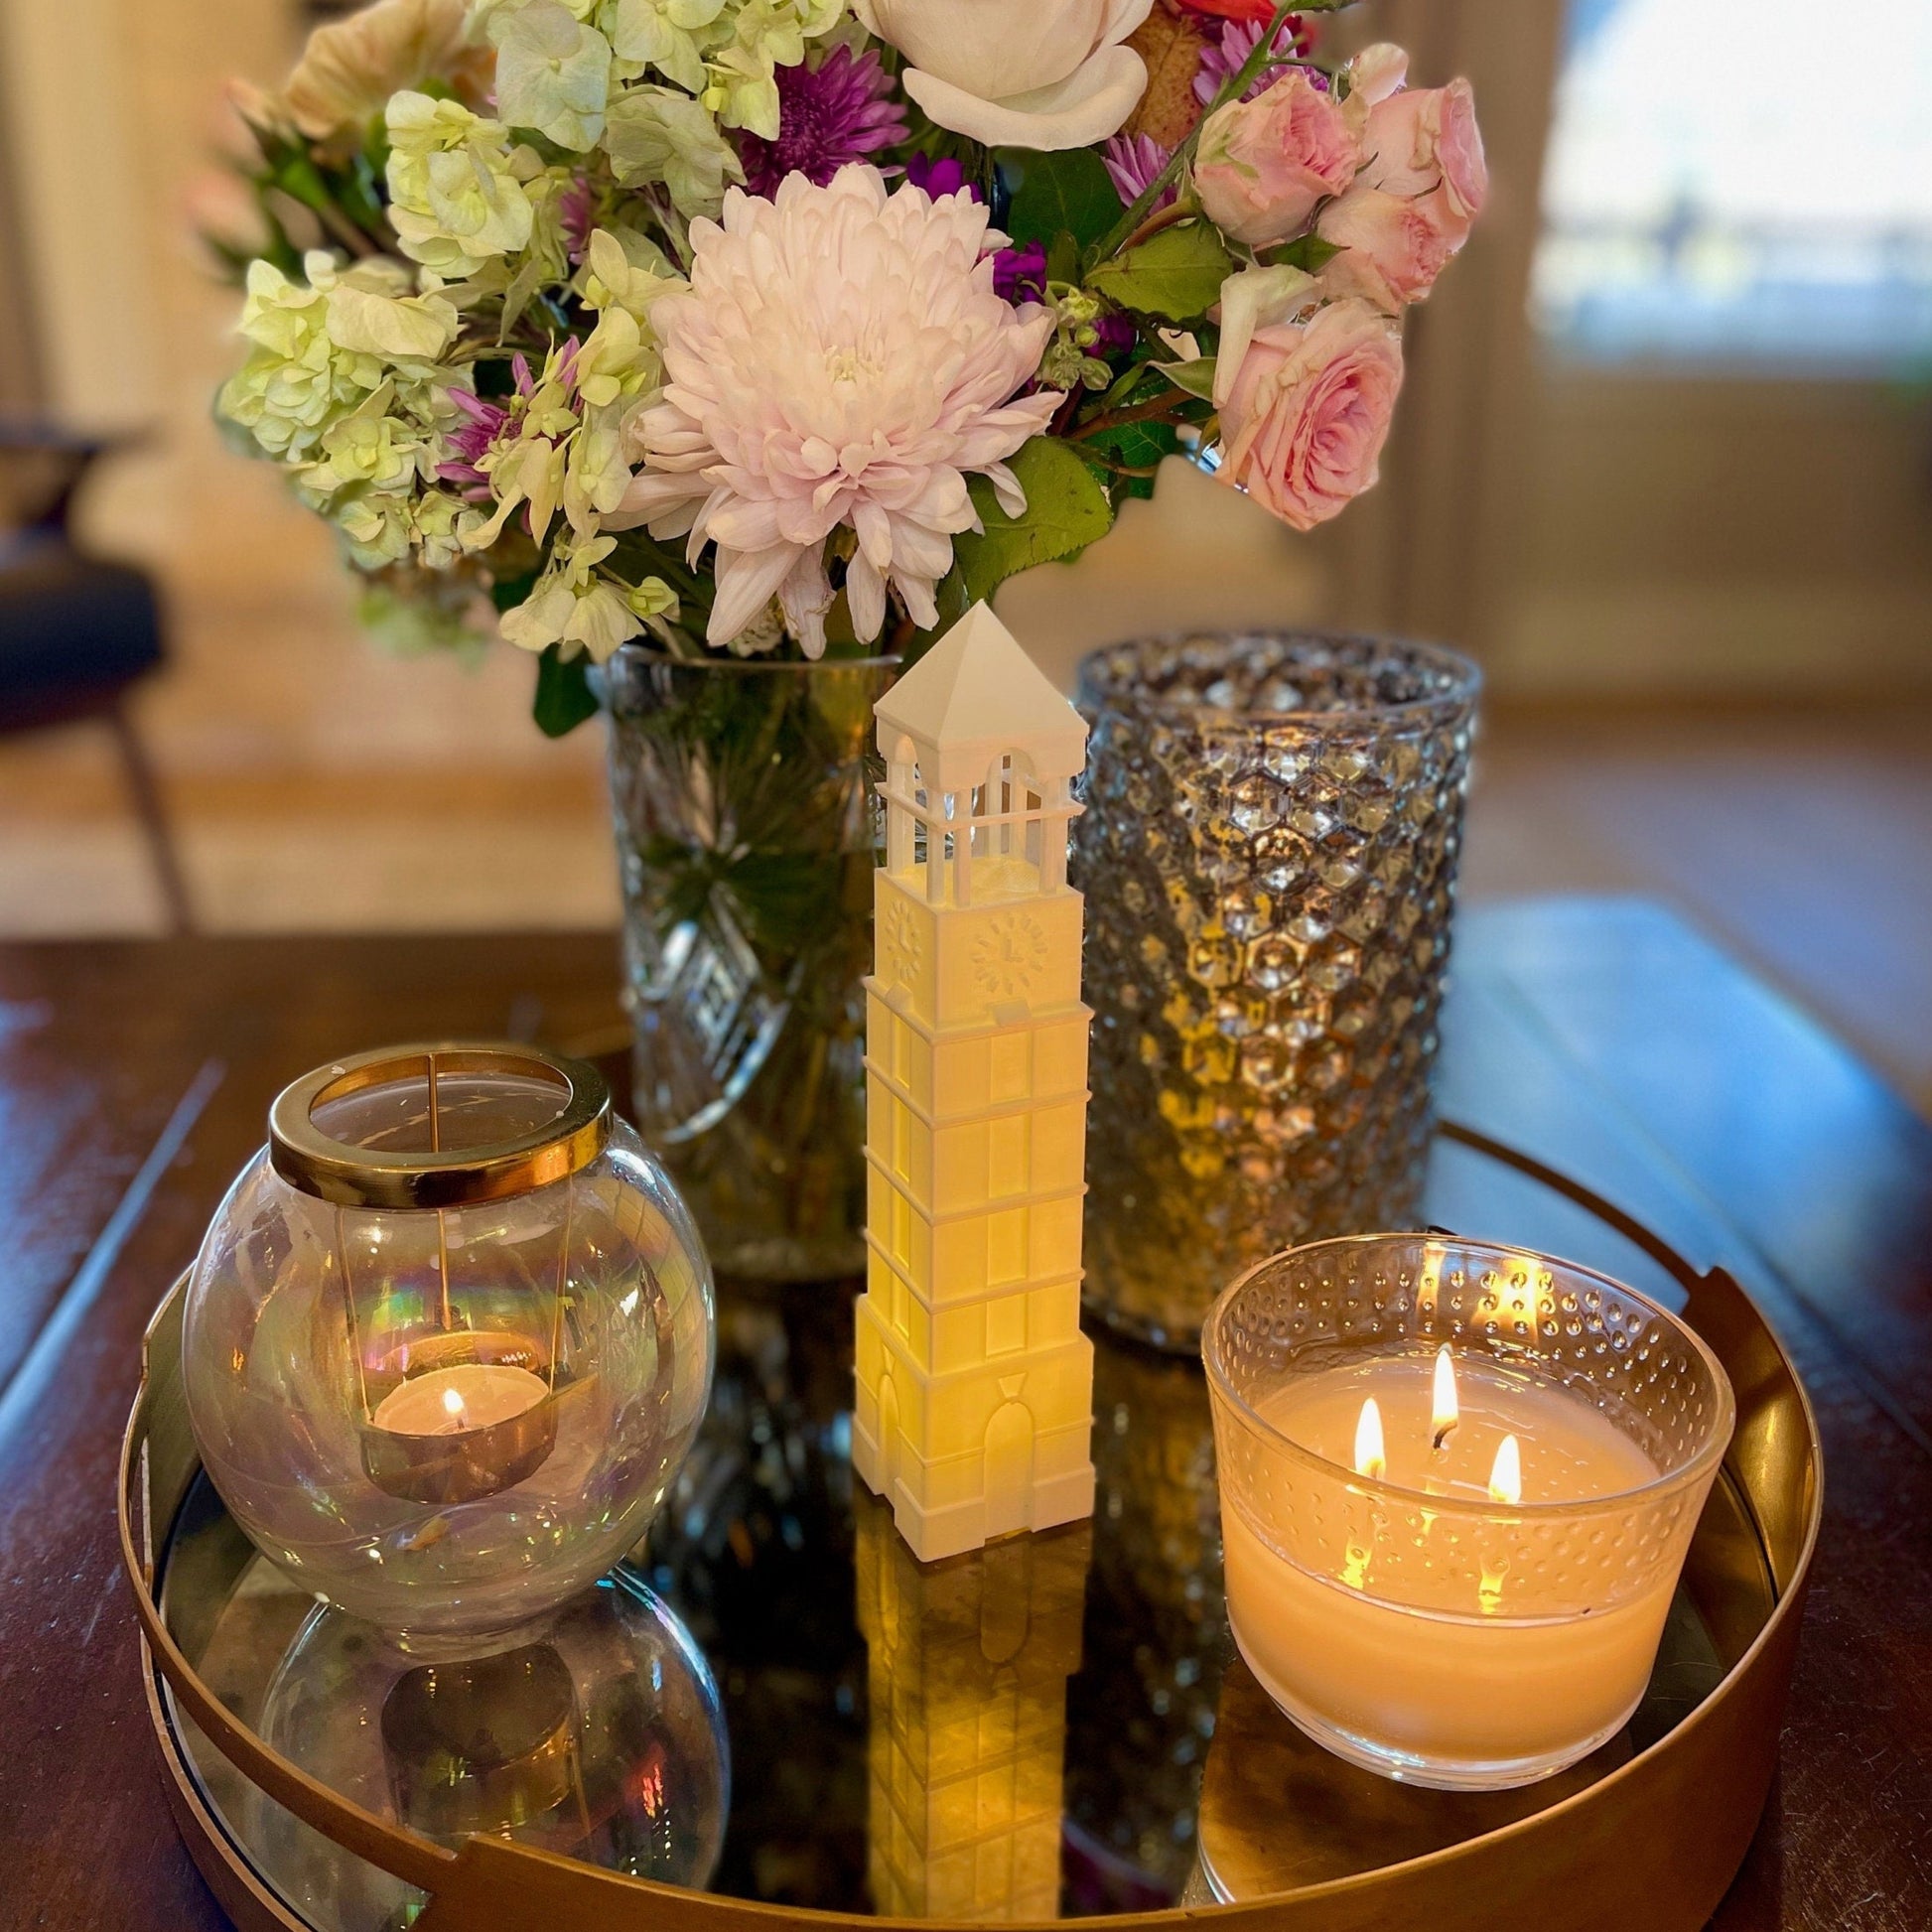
[1074,632,1479,1350]
[183,1045,715,1644]
[1202,1234,1734,1791]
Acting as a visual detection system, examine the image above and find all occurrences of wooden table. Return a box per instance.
[0,900,1926,1931]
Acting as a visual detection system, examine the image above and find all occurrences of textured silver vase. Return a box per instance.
[1072,632,1480,1349]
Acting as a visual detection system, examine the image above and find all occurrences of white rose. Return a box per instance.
[854,0,1153,151]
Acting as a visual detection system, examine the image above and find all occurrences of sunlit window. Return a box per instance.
[1532,0,1932,368]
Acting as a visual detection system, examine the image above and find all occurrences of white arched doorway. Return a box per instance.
[981,1401,1035,1539]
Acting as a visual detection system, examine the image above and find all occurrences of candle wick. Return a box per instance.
[1432,1422,1453,1451]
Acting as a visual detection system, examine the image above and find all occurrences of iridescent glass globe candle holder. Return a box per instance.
[183,1044,715,1644]
[1074,632,1480,1349]
[1202,1235,1734,1791]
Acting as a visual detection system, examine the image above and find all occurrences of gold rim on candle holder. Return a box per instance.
[268,1042,612,1210]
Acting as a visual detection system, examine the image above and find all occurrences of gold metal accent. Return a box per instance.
[121,1124,1824,1932]
[268,1043,611,1210]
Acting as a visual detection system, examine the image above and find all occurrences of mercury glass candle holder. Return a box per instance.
[1202,1235,1734,1791]
[1074,632,1479,1349]
[182,1044,715,1644]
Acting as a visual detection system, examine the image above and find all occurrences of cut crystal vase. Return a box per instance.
[602,646,897,1283]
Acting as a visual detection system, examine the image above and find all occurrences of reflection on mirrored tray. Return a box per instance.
[160,1274,1769,1925]
[166,1518,730,1932]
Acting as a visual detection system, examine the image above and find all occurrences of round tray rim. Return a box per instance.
[121,1126,1824,1932]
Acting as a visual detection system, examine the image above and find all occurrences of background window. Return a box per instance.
[1533,0,1932,368]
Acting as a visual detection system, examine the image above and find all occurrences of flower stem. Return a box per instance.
[1067,393,1201,444]
[1090,0,1359,264]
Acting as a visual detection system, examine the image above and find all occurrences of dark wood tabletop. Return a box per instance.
[0,898,1927,1932]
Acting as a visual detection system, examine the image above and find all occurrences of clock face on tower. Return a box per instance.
[972,910,1050,1003]
[882,896,925,990]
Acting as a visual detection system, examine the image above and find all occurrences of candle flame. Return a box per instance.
[1488,1433,1522,1506]
[1431,1343,1458,1449]
[442,1385,466,1421]
[1353,1397,1387,1480]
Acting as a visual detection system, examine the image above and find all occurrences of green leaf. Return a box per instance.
[1267,231,1344,274]
[953,438,1114,608]
[1085,419,1181,468]
[533,643,599,738]
[1088,222,1234,323]
[1045,232,1081,288]
[1155,355,1218,399]
[1083,418,1181,503]
[1002,149,1123,251]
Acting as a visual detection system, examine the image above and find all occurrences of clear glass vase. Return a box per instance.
[1073,632,1480,1350]
[601,646,897,1283]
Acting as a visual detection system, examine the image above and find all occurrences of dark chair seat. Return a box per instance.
[0,425,191,929]
[0,532,165,724]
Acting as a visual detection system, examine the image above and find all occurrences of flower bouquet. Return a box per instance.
[213,0,1484,1276]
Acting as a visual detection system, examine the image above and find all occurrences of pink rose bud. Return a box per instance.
[1193,69,1363,249]
[1346,42,1409,108]
[1217,297,1404,532]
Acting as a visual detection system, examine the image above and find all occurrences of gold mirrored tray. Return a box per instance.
[121,1126,1821,1932]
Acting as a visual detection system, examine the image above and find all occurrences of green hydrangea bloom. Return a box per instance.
[604,84,743,217]
[385,91,540,276]
[488,0,614,151]
[498,532,676,662]
[599,0,729,93]
[701,0,845,137]
[216,252,457,463]
[576,226,681,321]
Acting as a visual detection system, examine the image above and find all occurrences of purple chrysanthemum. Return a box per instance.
[1194,18,1322,107]
[740,47,910,197]
[1102,133,1174,210]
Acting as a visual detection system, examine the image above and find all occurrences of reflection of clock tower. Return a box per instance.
[853,604,1096,1563]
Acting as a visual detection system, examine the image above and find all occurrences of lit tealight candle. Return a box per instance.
[363,1363,557,1506]
[372,1364,550,1437]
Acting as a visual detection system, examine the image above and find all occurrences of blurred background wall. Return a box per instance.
[1,0,1929,1101]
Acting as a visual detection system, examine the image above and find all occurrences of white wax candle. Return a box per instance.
[371,1363,549,1437]
[1222,1351,1671,1784]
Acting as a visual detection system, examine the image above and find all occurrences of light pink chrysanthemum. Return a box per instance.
[614,165,1060,654]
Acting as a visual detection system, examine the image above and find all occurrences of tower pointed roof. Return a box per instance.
[875,604,1087,789]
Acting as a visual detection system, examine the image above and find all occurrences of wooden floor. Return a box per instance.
[3,526,1928,1116]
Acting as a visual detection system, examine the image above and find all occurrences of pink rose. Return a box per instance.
[1193,70,1362,249]
[1360,77,1486,216]
[1316,79,1486,309]
[1316,187,1462,308]
[1217,297,1403,532]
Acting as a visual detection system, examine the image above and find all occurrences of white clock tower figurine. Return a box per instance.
[852,603,1096,1563]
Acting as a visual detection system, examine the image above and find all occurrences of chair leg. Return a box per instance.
[106,702,193,935]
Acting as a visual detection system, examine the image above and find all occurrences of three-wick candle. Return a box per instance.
[1204,1237,1734,1790]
